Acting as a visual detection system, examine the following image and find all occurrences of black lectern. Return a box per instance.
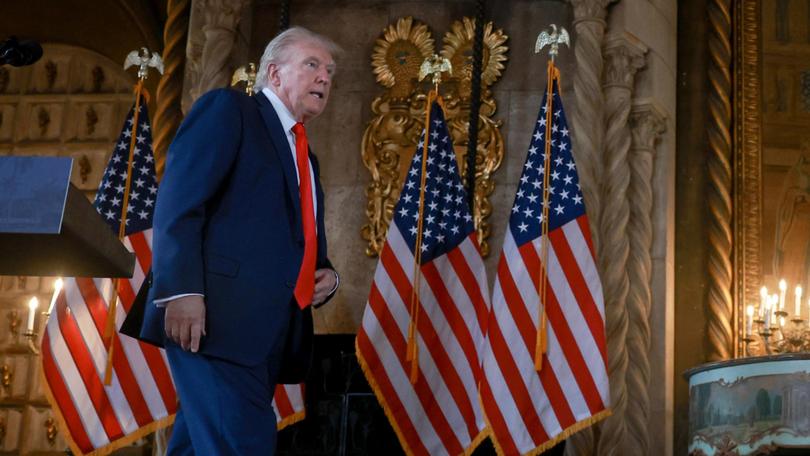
[0,156,134,277]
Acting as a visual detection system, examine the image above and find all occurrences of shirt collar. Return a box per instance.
[261,87,297,134]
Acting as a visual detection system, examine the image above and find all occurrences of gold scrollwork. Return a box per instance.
[361,17,508,257]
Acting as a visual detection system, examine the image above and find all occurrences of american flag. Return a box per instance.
[480,78,610,455]
[40,98,303,455]
[356,100,490,456]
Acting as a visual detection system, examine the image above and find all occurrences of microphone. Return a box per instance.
[0,36,43,67]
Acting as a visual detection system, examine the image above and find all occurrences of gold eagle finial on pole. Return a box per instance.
[231,63,257,94]
[534,24,570,62]
[124,47,164,80]
[418,54,452,91]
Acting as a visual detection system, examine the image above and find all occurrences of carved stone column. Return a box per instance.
[566,0,614,251]
[182,0,251,112]
[596,34,647,456]
[622,102,666,455]
[564,2,615,454]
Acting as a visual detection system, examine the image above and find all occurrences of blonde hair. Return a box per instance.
[254,27,341,92]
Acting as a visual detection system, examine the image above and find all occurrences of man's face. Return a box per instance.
[268,40,335,123]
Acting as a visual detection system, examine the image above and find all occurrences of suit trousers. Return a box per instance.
[165,342,279,455]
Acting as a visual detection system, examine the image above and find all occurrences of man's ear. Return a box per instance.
[267,63,281,87]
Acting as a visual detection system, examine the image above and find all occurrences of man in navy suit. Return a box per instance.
[141,27,340,454]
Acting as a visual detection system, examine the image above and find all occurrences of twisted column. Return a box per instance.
[595,35,646,456]
[706,0,734,362]
[564,1,614,454]
[622,103,666,455]
[153,0,190,177]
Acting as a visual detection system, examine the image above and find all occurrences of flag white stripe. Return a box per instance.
[62,282,138,434]
[47,310,110,448]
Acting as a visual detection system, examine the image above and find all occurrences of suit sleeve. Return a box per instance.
[151,89,242,301]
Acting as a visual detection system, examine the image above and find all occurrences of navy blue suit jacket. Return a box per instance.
[141,88,331,369]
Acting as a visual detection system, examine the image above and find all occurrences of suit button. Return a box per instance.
[286,280,296,288]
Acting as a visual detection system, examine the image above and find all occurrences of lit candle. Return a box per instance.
[47,278,63,315]
[779,279,787,311]
[26,297,39,333]
[765,296,772,328]
[796,286,803,317]
[746,305,754,336]
[772,294,780,325]
[760,286,769,319]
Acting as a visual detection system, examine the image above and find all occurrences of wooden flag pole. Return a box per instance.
[104,48,163,385]
[405,56,452,384]
[533,25,569,372]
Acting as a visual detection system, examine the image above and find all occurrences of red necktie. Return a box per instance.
[291,123,317,309]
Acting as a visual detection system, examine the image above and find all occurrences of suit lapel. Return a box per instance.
[255,93,302,224]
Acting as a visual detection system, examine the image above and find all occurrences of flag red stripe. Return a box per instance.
[446,246,488,333]
[379,251,480,441]
[128,231,152,272]
[518,243,605,414]
[549,227,608,364]
[483,295,548,446]
[55,293,124,440]
[117,279,178,412]
[42,334,95,453]
[368,283,464,455]
[479,375,521,456]
[273,385,295,419]
[499,250,577,429]
[357,331,430,456]
[577,215,596,256]
[74,278,153,427]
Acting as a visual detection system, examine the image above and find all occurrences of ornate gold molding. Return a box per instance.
[361,17,508,257]
[733,0,762,357]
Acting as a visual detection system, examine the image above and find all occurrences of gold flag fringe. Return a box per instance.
[355,338,489,456]
[39,365,176,456]
[479,388,611,456]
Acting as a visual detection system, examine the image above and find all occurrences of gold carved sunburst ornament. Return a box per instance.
[361,17,508,257]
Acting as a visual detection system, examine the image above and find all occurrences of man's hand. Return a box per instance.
[312,269,337,307]
[164,295,206,352]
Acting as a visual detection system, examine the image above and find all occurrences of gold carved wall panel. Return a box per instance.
[361,17,508,257]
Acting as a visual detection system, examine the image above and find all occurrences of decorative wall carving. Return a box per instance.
[187,0,250,105]
[361,16,507,257]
